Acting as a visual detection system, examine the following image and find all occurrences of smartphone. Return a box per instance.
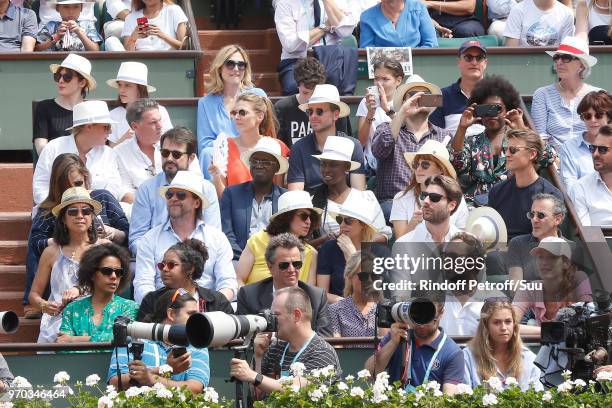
[172,347,187,358]
[474,104,502,118]
[417,94,443,108]
[136,17,149,29]
[366,86,380,107]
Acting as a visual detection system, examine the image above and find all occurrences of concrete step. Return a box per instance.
[0,212,31,241]
[0,265,26,292]
[202,47,281,74]
[0,164,33,212]
[0,318,39,344]
[0,241,28,265]
[0,292,25,315]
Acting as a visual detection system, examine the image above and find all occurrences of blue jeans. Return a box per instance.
[379,199,393,226]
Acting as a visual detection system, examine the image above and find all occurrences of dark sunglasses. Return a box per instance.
[552,54,577,63]
[419,191,446,203]
[502,146,533,155]
[581,112,605,121]
[160,149,188,160]
[66,206,93,216]
[53,71,75,83]
[99,267,125,278]
[461,54,486,63]
[335,215,356,225]
[230,109,250,117]
[412,160,431,170]
[224,59,248,71]
[72,180,84,187]
[295,211,312,221]
[157,261,182,271]
[357,272,378,282]
[588,144,610,155]
[249,158,276,167]
[278,260,303,270]
[164,190,188,201]
[305,108,329,117]
[527,210,549,220]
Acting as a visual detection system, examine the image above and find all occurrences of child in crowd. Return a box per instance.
[35,0,101,52]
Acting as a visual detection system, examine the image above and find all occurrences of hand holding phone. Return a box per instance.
[136,17,149,37]
[172,347,187,358]
[417,94,443,108]
[474,104,502,118]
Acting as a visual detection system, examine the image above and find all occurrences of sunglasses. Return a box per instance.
[53,71,75,83]
[277,260,303,270]
[224,59,248,71]
[335,215,356,225]
[160,149,188,160]
[157,260,182,271]
[99,267,125,278]
[580,112,605,121]
[72,180,84,187]
[588,144,610,155]
[295,211,311,221]
[305,108,329,117]
[230,109,250,117]
[527,211,549,220]
[164,190,188,201]
[419,191,446,203]
[552,54,577,63]
[502,146,533,155]
[357,272,378,282]
[249,158,276,167]
[412,160,431,170]
[66,206,93,216]
[461,54,486,63]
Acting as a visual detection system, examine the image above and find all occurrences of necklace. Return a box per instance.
[593,0,610,11]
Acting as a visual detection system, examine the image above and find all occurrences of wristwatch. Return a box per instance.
[386,109,396,116]
[253,373,264,387]
[318,24,330,33]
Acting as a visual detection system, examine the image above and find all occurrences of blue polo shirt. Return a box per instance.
[429,79,468,131]
[380,328,464,387]
[0,3,37,51]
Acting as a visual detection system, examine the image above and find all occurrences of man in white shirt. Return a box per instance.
[571,125,612,226]
[504,0,574,46]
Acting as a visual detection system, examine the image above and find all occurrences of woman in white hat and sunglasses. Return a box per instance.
[106,61,173,147]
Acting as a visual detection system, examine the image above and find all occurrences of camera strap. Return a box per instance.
[279,333,316,377]
[404,332,447,393]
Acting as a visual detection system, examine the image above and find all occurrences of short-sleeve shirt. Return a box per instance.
[329,296,376,347]
[32,99,72,143]
[356,97,391,171]
[121,4,187,50]
[317,239,346,297]
[37,20,102,51]
[503,0,574,46]
[0,3,37,51]
[507,234,572,281]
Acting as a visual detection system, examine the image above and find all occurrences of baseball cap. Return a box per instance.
[458,40,487,56]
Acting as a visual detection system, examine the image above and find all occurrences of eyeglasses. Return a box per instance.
[412,160,431,170]
[53,71,75,83]
[99,267,125,278]
[552,54,577,63]
[157,260,182,271]
[295,211,311,221]
[249,158,276,167]
[527,211,549,220]
[588,144,610,155]
[305,108,330,117]
[230,109,250,117]
[66,206,93,216]
[461,54,486,63]
[171,288,188,305]
[580,112,605,121]
[419,191,446,203]
[224,59,248,71]
[502,146,534,155]
[160,149,188,160]
[72,180,84,187]
[164,190,188,201]
[277,260,303,270]
[335,215,356,225]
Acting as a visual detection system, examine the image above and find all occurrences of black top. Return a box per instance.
[33,98,73,142]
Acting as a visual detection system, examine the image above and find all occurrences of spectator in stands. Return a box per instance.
[23,154,129,319]
[274,0,356,95]
[33,53,94,156]
[33,100,127,206]
[559,90,611,188]
[38,0,94,27]
[429,40,487,134]
[0,0,36,51]
[507,194,568,283]
[275,58,351,147]
[133,170,235,303]
[237,233,332,335]
[29,187,108,343]
[372,75,451,222]
[35,0,101,51]
[576,0,612,45]
[357,57,404,175]
[450,75,556,204]
[121,0,187,51]
[58,243,137,344]
[107,61,173,146]
[103,0,131,41]
[207,93,290,197]
[236,191,319,286]
[231,286,340,396]
[0,354,13,392]
[197,45,266,174]
[570,125,612,226]
[220,137,288,261]
[488,129,563,240]
[137,239,233,320]
[287,84,366,193]
[486,0,518,41]
[531,36,600,151]
[391,140,468,238]
[513,237,593,335]
[108,290,209,393]
[129,128,220,254]
[504,0,574,47]
[425,0,485,38]
[364,299,464,394]
[464,299,543,391]
[358,0,437,47]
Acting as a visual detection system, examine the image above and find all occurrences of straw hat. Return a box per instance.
[298,84,350,118]
[49,53,96,91]
[403,140,457,180]
[530,236,572,259]
[159,171,209,209]
[465,207,508,249]
[52,187,102,217]
[240,137,289,175]
[66,101,117,131]
[331,190,381,234]
[106,61,157,92]
[311,136,361,171]
[393,74,441,112]
[269,191,322,222]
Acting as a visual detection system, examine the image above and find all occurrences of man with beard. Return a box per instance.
[133,170,236,303]
[220,137,288,260]
[129,127,220,254]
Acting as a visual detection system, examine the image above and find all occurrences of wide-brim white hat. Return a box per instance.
[269,191,322,222]
[106,61,157,92]
[545,36,598,68]
[530,236,572,259]
[158,171,210,209]
[312,135,361,171]
[240,136,289,175]
[50,53,97,91]
[465,207,507,249]
[331,190,381,234]
[66,100,117,131]
[298,84,350,118]
[52,187,102,217]
[393,74,441,112]
[404,139,457,180]
[47,0,87,5]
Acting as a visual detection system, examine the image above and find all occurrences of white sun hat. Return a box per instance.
[240,136,289,175]
[66,101,117,131]
[158,171,209,209]
[47,0,87,4]
[49,53,97,91]
[106,61,157,92]
[269,190,322,222]
[331,190,381,234]
[311,136,361,171]
[465,207,508,249]
[530,236,572,259]
[393,74,441,112]
[403,139,457,180]
[298,84,351,118]
[545,36,598,77]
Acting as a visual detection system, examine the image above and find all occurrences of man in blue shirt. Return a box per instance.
[0,0,36,51]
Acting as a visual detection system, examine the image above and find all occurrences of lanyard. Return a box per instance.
[404,332,447,392]
[279,333,315,377]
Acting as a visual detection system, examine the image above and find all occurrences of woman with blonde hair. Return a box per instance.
[121,0,187,51]
[464,299,543,391]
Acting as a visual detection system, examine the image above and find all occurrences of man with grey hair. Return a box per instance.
[237,233,332,335]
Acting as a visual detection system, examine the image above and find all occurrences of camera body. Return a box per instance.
[258,309,277,333]
[376,298,436,328]
[113,315,131,347]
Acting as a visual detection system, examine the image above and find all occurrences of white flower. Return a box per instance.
[337,382,348,391]
[345,375,355,382]
[158,364,173,375]
[156,387,173,399]
[455,383,474,395]
[310,368,322,378]
[107,390,118,400]
[357,369,371,379]
[152,382,166,391]
[53,371,70,384]
[320,365,335,378]
[504,376,519,387]
[12,376,31,388]
[561,370,572,380]
[203,387,219,404]
[375,371,390,383]
[105,385,116,394]
[557,380,573,393]
[573,379,586,388]
[415,390,425,402]
[542,391,553,402]
[309,388,324,402]
[318,384,328,394]
[0,402,13,408]
[350,386,365,398]
[596,370,612,382]
[486,376,503,393]
[97,396,113,408]
[86,374,101,387]
[425,380,441,393]
[290,362,306,377]
[138,386,152,394]
[125,387,141,398]
[482,393,499,406]
[291,384,300,393]
[371,384,389,403]
[278,375,294,385]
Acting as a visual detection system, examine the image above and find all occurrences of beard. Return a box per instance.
[423,208,448,225]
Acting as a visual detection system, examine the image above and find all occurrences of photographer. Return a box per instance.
[107,290,209,393]
[230,287,341,397]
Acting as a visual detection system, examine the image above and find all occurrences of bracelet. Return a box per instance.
[39,300,47,313]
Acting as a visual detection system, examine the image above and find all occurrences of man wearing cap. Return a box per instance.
[0,0,36,51]
[372,76,452,222]
[429,40,487,135]
[221,137,288,261]
[129,127,220,254]
[287,84,366,194]
[503,0,574,47]
[133,170,236,303]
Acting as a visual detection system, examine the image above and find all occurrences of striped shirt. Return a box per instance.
[329,297,376,347]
